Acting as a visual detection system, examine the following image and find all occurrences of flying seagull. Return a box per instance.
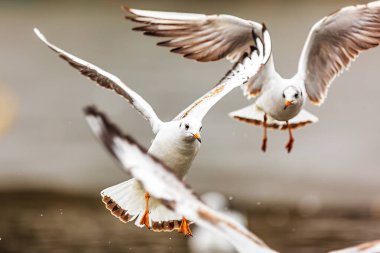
[84,106,380,253]
[84,106,276,253]
[33,27,269,236]
[124,1,380,152]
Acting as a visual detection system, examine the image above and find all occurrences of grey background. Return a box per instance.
[0,0,379,209]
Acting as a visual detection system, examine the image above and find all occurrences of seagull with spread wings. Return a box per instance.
[84,107,380,253]
[84,106,276,253]
[125,1,380,152]
[33,28,269,236]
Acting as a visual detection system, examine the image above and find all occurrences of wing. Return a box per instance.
[124,6,263,63]
[33,28,163,134]
[84,106,277,253]
[174,27,271,121]
[297,1,380,105]
[328,240,380,253]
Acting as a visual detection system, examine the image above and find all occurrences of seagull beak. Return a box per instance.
[284,100,295,110]
[193,133,201,143]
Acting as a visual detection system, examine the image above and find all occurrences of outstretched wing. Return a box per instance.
[34,28,163,134]
[174,27,271,121]
[297,1,380,105]
[124,6,263,63]
[84,106,276,253]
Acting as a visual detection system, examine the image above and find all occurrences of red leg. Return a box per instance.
[261,113,268,152]
[139,192,150,228]
[285,121,294,153]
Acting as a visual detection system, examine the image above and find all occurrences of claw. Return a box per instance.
[261,137,267,152]
[285,121,294,153]
[285,138,294,153]
[261,114,268,152]
[178,217,192,237]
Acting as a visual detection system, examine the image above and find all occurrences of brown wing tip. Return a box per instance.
[151,220,181,232]
[102,195,132,223]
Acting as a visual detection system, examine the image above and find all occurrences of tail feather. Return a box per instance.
[229,104,318,130]
[101,178,184,232]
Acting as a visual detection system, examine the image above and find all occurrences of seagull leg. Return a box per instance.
[285,121,294,153]
[139,192,150,228]
[261,113,268,152]
[178,216,192,237]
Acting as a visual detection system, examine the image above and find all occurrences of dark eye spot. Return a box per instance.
[199,126,202,132]
[295,93,299,99]
[179,123,182,128]
[282,93,285,98]
[185,124,189,130]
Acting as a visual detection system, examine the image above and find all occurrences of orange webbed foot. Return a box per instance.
[178,217,192,237]
[139,192,150,228]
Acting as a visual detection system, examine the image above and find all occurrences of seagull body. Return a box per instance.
[34,28,268,235]
[148,120,200,178]
[125,1,380,152]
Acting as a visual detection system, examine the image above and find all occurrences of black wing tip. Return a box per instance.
[251,29,258,41]
[83,105,100,116]
[261,23,267,33]
[83,105,149,158]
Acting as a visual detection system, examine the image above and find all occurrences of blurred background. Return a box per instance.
[0,0,379,252]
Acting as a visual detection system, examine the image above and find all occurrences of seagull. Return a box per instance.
[124,1,380,153]
[84,106,276,253]
[84,107,380,253]
[33,28,269,236]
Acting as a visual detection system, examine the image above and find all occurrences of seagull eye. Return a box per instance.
[282,93,285,99]
[185,124,190,130]
[295,93,299,99]
[199,126,202,132]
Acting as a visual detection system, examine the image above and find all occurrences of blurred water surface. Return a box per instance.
[0,192,379,253]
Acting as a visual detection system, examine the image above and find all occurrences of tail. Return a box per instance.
[101,178,183,232]
[229,104,318,130]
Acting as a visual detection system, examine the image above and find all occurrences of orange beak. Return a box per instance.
[193,133,201,143]
[284,100,294,110]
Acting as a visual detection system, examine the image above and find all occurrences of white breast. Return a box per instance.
[147,125,200,179]
[256,78,304,121]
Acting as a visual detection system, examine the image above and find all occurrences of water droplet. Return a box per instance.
[257,202,262,206]
[40,213,44,217]
[169,237,172,240]
[228,196,233,201]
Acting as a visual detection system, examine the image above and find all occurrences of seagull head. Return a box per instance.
[282,86,303,110]
[178,119,202,143]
